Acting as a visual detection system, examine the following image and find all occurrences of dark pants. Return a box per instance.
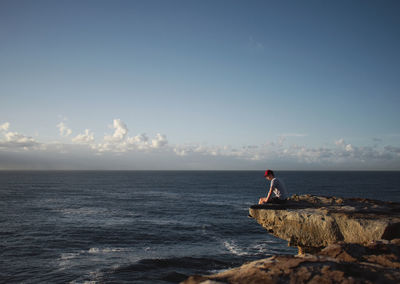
[269,198,287,204]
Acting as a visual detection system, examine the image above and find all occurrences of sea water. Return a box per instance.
[1,171,399,283]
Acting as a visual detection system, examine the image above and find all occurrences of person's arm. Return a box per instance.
[264,186,273,203]
[258,185,273,204]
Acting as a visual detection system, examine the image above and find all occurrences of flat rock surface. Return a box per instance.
[182,239,400,284]
[249,195,400,248]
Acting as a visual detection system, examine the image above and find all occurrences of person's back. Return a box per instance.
[258,169,288,204]
[270,177,288,200]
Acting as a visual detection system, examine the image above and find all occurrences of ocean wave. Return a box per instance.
[58,247,132,270]
[60,252,81,260]
[223,240,249,256]
[222,238,286,257]
[60,247,129,260]
[88,247,127,254]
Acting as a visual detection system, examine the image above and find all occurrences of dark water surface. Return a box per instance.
[1,171,399,283]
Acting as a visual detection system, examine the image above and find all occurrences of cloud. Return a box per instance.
[169,136,400,169]
[385,146,400,154]
[72,129,94,144]
[96,119,169,153]
[151,133,168,149]
[1,119,400,170]
[335,138,345,146]
[0,123,40,150]
[126,133,150,150]
[345,144,354,152]
[0,131,40,150]
[57,122,72,137]
[0,122,10,131]
[104,119,128,142]
[5,131,37,144]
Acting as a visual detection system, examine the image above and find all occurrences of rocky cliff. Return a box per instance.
[249,195,400,249]
[182,195,400,284]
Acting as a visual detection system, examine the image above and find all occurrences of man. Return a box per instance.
[258,169,288,204]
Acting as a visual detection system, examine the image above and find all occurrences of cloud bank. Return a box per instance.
[0,119,399,170]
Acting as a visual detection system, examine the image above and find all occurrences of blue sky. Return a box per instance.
[1,0,400,170]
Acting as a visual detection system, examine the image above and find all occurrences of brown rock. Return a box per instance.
[249,195,400,248]
[181,241,400,284]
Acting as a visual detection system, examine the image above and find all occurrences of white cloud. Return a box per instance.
[126,133,150,150]
[174,148,187,156]
[0,123,41,150]
[151,133,168,149]
[5,131,34,143]
[57,122,72,137]
[345,144,354,152]
[104,119,128,142]
[335,138,345,146]
[95,119,131,152]
[1,119,400,169]
[173,144,203,157]
[0,131,40,150]
[335,138,355,153]
[92,119,169,153]
[72,129,94,144]
[168,137,400,168]
[0,122,10,131]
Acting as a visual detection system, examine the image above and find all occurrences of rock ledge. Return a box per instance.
[249,195,400,248]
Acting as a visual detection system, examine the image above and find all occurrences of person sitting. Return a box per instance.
[258,169,288,204]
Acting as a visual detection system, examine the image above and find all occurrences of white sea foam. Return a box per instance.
[88,247,126,254]
[252,243,270,254]
[68,280,98,284]
[209,268,231,274]
[60,252,80,260]
[223,240,249,256]
[58,251,85,269]
[59,247,129,270]
[88,247,100,253]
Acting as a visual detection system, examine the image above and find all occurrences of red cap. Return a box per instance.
[264,169,272,177]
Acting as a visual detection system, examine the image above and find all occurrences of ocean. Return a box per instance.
[1,171,400,283]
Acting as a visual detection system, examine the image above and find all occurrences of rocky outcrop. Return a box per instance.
[182,195,400,283]
[182,239,400,284]
[249,195,400,249]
